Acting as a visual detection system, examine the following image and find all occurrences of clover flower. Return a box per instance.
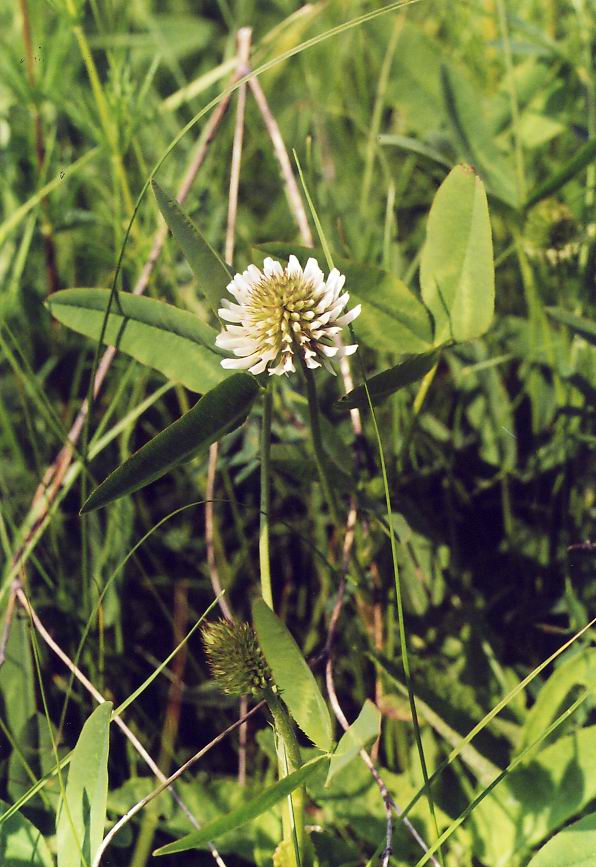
[215,255,361,376]
[202,619,273,697]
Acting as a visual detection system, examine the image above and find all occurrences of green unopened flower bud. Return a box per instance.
[202,619,273,696]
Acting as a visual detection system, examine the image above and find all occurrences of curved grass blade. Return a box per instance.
[47,288,226,393]
[337,347,443,409]
[81,374,259,512]
[546,307,596,347]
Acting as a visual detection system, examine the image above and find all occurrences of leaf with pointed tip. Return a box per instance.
[326,700,381,786]
[337,347,443,409]
[546,308,596,347]
[81,374,259,512]
[152,179,231,315]
[153,756,326,855]
[252,599,333,752]
[46,288,226,393]
[420,164,494,345]
[0,800,54,866]
[56,702,112,867]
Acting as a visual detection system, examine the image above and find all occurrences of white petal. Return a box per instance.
[321,345,339,357]
[263,257,283,277]
[245,264,263,285]
[305,356,321,369]
[287,255,302,276]
[335,304,361,327]
[338,343,358,357]
[215,333,253,350]
[221,355,261,369]
[218,307,245,323]
[303,258,324,284]
[249,357,269,374]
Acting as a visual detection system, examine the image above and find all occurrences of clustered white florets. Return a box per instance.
[215,255,361,376]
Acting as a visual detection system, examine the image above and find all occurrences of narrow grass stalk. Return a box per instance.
[259,386,274,609]
[302,365,340,528]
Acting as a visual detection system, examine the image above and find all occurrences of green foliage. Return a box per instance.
[326,700,381,785]
[253,599,333,753]
[527,812,596,867]
[56,702,112,867]
[46,288,226,392]
[0,800,54,867]
[81,373,260,511]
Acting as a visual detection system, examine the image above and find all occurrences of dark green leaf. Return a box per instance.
[379,134,452,169]
[56,702,112,867]
[46,288,226,393]
[525,136,596,210]
[337,348,442,409]
[153,756,326,855]
[81,374,260,512]
[420,164,495,345]
[546,308,596,347]
[152,179,231,315]
[252,599,333,752]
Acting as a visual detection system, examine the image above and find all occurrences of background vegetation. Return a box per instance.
[0,0,594,865]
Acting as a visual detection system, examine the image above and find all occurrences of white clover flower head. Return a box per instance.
[215,255,361,376]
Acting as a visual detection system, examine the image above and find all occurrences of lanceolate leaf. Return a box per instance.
[153,756,326,855]
[0,800,54,867]
[337,347,443,409]
[420,164,494,345]
[252,598,333,752]
[326,700,381,785]
[56,702,112,867]
[256,243,434,354]
[527,812,596,867]
[152,179,231,316]
[46,288,226,393]
[81,374,260,512]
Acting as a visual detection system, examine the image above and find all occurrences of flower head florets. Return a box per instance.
[202,619,273,697]
[215,255,360,376]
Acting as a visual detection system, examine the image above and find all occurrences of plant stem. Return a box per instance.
[259,385,274,609]
[302,365,340,528]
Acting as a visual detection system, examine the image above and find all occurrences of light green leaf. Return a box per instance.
[81,373,259,512]
[528,812,596,867]
[46,289,226,393]
[420,164,494,345]
[546,308,596,347]
[326,700,381,786]
[255,244,433,354]
[518,649,596,752]
[152,179,231,315]
[337,348,442,409]
[0,800,54,867]
[56,702,112,867]
[252,599,333,752]
[0,614,35,739]
[153,756,326,855]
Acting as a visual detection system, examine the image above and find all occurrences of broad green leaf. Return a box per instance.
[0,800,54,867]
[56,702,112,867]
[252,599,333,752]
[518,649,596,752]
[469,726,596,865]
[528,812,596,867]
[256,244,433,354]
[46,289,226,393]
[420,164,494,345]
[153,756,326,855]
[81,374,259,512]
[326,700,381,786]
[152,179,231,315]
[337,348,442,409]
[546,308,596,347]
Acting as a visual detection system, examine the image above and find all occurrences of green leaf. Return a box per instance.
[81,373,259,512]
[252,599,333,752]
[151,179,231,315]
[469,726,596,864]
[337,347,442,409]
[546,308,596,347]
[0,800,54,867]
[326,700,381,786]
[56,702,112,867]
[153,756,326,855]
[525,136,596,210]
[255,244,433,354]
[420,164,495,345]
[46,289,226,393]
[518,649,596,752]
[528,812,596,867]
[0,614,35,739]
